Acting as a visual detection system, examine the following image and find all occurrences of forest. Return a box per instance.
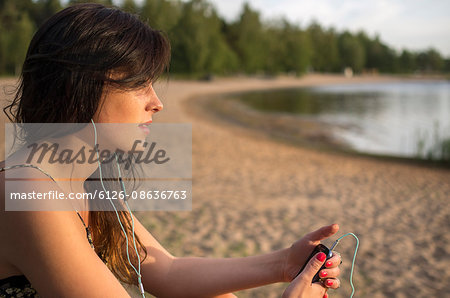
[1,0,449,77]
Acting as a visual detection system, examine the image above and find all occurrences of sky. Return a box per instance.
[205,0,450,57]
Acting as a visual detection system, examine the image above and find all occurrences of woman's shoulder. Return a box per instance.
[0,165,84,257]
[0,159,77,262]
[0,160,131,296]
[0,208,130,296]
[0,160,65,211]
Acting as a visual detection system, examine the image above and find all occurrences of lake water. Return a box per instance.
[235,80,450,160]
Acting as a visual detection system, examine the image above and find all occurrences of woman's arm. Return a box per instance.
[135,214,340,298]
[159,248,287,297]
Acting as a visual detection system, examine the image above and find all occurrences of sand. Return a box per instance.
[1,74,449,297]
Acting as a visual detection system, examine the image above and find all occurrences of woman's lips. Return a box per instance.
[138,120,152,134]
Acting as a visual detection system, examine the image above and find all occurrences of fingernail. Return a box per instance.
[320,271,328,278]
[317,252,326,262]
[326,279,334,287]
[325,261,333,267]
[323,293,328,298]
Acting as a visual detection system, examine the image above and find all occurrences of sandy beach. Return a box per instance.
[1,74,449,297]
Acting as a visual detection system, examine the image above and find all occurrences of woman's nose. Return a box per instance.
[150,99,163,113]
[146,90,164,113]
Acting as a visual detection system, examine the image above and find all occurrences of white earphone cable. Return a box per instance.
[91,119,145,297]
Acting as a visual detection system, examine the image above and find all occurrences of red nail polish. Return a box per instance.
[320,271,328,278]
[326,279,334,287]
[317,252,326,262]
[326,261,333,267]
[323,293,328,298]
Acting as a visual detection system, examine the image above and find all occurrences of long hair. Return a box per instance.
[3,3,171,285]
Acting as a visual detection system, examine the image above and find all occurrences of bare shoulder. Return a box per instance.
[1,210,130,296]
[0,163,130,297]
[0,162,72,257]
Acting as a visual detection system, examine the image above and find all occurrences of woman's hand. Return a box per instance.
[282,224,341,282]
[282,252,338,298]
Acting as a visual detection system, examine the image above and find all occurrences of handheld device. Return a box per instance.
[293,243,332,282]
[293,233,359,298]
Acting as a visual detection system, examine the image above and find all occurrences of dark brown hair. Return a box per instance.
[3,3,171,285]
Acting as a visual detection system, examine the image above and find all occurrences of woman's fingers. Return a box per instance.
[298,252,327,286]
[318,266,340,279]
[323,278,341,290]
[283,252,327,297]
[320,251,341,289]
[306,224,340,243]
[324,252,342,269]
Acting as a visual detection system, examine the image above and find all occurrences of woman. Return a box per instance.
[0,3,341,297]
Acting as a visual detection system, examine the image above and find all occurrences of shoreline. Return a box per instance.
[176,74,449,169]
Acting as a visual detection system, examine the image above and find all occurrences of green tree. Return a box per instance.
[338,31,365,72]
[121,0,137,13]
[0,0,35,75]
[264,19,311,75]
[263,20,285,74]
[68,0,113,5]
[285,26,312,75]
[227,2,267,74]
[202,15,238,74]
[0,0,447,77]
[443,58,450,73]
[307,22,339,72]
[423,48,443,72]
[398,49,416,73]
[170,0,237,75]
[141,0,181,32]
[32,0,62,27]
[359,34,397,73]
[11,12,34,74]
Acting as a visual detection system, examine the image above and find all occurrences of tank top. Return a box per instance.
[0,164,95,298]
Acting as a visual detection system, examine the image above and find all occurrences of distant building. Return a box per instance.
[344,67,353,78]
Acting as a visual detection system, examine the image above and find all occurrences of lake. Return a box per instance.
[233,80,450,160]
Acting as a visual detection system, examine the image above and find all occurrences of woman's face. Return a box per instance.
[94,82,163,124]
[92,82,163,152]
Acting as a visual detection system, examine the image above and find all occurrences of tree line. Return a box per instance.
[1,0,449,77]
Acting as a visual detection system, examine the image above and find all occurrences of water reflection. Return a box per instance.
[238,88,384,116]
[234,81,450,160]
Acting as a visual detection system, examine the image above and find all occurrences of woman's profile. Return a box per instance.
[0,3,342,297]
